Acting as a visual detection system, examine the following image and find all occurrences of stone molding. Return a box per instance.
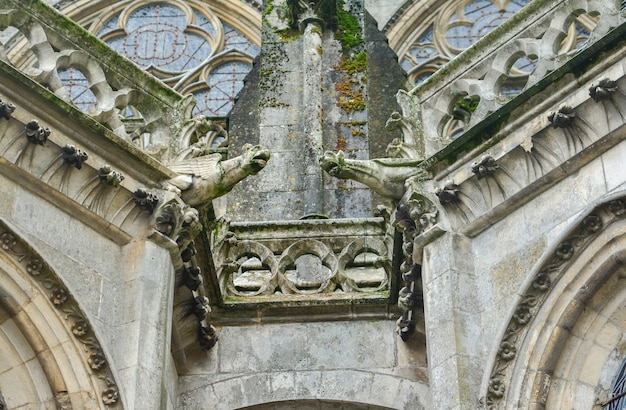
[0,219,121,408]
[0,95,164,244]
[483,193,626,409]
[428,64,626,237]
[178,369,431,409]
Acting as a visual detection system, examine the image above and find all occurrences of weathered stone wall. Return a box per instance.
[228,0,406,221]
[177,320,430,409]
[416,36,626,410]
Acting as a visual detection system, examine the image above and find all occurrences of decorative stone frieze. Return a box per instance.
[425,66,626,236]
[0,221,120,407]
[484,197,626,409]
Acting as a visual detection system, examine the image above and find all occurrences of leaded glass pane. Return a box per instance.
[224,23,260,56]
[193,61,251,117]
[105,4,212,74]
[58,68,97,112]
[446,0,527,50]
[608,358,626,410]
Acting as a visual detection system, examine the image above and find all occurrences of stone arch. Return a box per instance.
[178,369,430,409]
[240,399,395,409]
[483,192,626,409]
[0,220,121,408]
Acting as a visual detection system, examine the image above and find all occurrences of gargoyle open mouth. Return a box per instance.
[319,152,342,177]
[250,150,270,173]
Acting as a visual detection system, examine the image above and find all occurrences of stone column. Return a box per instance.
[302,20,324,216]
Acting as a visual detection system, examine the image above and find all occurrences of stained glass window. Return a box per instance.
[60,1,260,120]
[58,68,97,112]
[445,0,526,51]
[192,61,252,117]
[607,358,626,410]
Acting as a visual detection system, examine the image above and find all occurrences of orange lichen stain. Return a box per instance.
[336,136,347,150]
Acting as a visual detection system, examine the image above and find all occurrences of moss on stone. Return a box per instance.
[335,0,362,50]
[338,51,367,74]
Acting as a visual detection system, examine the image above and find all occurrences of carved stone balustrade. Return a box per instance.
[399,0,625,157]
[209,217,395,318]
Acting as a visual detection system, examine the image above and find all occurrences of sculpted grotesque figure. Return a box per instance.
[319,150,425,199]
[167,143,270,207]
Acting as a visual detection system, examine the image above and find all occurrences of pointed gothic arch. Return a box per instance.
[0,219,122,409]
[483,192,626,409]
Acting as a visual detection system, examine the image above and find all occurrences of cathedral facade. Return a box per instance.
[0,0,625,409]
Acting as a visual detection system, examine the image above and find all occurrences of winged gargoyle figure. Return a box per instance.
[320,150,425,199]
[167,143,270,207]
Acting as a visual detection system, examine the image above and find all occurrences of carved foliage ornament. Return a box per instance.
[435,179,459,204]
[61,144,88,169]
[98,165,125,187]
[485,198,626,408]
[132,189,160,214]
[589,78,618,102]
[392,195,437,340]
[0,222,119,406]
[471,155,499,179]
[548,105,576,129]
[24,119,50,145]
[0,99,15,120]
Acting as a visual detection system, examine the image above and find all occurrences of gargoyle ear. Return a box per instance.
[242,143,252,150]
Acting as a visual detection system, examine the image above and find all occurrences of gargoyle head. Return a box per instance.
[241,143,270,175]
[319,150,346,177]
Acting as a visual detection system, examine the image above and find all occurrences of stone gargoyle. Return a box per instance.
[167,143,270,207]
[320,150,425,199]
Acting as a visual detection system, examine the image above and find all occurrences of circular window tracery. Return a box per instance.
[58,0,260,121]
